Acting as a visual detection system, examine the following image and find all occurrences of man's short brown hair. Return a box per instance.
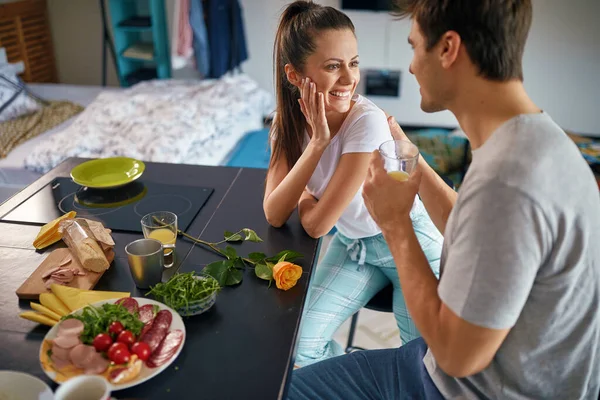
[393,0,532,81]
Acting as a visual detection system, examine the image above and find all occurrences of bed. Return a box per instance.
[0,74,274,202]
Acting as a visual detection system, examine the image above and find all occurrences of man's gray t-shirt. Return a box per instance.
[424,113,600,399]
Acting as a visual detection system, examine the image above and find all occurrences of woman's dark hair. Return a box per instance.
[271,1,355,170]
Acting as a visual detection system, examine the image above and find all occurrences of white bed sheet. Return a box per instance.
[0,84,119,188]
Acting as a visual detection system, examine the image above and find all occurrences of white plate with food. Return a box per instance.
[39,297,186,391]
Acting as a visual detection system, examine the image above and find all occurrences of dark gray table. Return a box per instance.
[0,158,321,399]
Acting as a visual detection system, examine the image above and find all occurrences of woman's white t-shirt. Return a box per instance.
[303,94,393,239]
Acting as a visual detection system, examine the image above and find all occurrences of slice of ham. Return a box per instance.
[42,267,61,279]
[70,344,97,369]
[58,319,85,337]
[52,334,81,349]
[115,298,139,315]
[51,344,72,361]
[50,354,71,370]
[146,329,184,368]
[83,353,110,375]
[140,310,172,354]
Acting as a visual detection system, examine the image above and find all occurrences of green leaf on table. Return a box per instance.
[203,260,233,287]
[242,228,263,243]
[248,252,267,263]
[224,230,242,242]
[266,250,303,263]
[255,263,273,281]
[223,245,238,260]
[225,268,244,286]
[233,257,246,270]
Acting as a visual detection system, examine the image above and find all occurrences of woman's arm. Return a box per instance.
[263,140,328,227]
[263,78,330,227]
[298,152,371,238]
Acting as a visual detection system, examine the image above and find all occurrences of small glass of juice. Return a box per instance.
[140,211,177,268]
[379,139,419,181]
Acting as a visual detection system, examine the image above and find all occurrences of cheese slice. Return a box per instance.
[50,284,130,312]
[20,311,57,327]
[30,302,61,321]
[33,211,76,248]
[39,293,71,316]
[33,233,63,250]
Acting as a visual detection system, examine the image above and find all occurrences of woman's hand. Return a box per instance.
[299,77,330,147]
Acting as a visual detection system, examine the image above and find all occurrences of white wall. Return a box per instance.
[240,0,600,135]
[45,0,600,134]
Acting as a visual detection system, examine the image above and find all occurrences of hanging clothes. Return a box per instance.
[189,0,211,77]
[203,0,249,79]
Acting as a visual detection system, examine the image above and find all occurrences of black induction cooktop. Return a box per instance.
[1,178,213,233]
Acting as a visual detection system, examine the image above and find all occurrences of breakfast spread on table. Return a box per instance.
[16,214,117,299]
[39,297,185,387]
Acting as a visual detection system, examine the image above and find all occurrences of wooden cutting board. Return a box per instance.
[16,247,115,300]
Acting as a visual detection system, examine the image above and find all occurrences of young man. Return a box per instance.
[287,0,600,399]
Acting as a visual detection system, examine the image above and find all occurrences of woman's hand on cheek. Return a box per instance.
[299,77,330,147]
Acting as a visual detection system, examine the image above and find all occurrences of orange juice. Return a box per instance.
[388,170,410,182]
[148,228,176,255]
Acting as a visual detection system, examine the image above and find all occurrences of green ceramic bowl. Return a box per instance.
[70,157,146,189]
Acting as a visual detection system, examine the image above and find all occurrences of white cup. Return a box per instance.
[54,375,111,400]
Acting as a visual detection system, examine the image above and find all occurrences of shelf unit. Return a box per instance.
[107,0,171,87]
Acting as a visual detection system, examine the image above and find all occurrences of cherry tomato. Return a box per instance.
[108,342,129,362]
[117,330,136,347]
[130,342,151,361]
[108,321,124,336]
[92,333,113,352]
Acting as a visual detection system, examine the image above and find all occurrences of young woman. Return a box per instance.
[264,1,443,367]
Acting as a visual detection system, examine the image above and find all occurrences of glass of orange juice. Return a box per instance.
[379,139,420,181]
[140,211,177,268]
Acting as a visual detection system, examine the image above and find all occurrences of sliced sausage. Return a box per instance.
[50,354,71,370]
[51,343,72,361]
[140,310,172,354]
[146,329,184,368]
[52,334,81,349]
[138,304,156,337]
[69,344,97,369]
[58,319,84,337]
[83,353,109,375]
[115,298,139,315]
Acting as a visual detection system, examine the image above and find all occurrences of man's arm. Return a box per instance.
[362,153,544,378]
[387,116,457,234]
[382,219,510,377]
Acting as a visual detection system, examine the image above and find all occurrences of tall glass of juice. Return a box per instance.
[140,211,177,268]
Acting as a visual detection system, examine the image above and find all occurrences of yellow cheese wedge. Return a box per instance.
[19,311,57,327]
[30,302,61,321]
[33,211,76,248]
[50,284,130,312]
[33,232,63,250]
[39,293,70,316]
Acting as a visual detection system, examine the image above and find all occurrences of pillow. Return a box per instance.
[0,73,41,123]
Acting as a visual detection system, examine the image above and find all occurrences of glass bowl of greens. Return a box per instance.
[146,272,220,317]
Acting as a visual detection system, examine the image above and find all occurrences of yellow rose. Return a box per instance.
[272,261,303,291]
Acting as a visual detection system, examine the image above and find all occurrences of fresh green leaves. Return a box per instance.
[255,263,273,281]
[203,260,244,287]
[65,303,144,345]
[223,228,262,243]
[266,250,303,263]
[146,272,220,314]
[189,228,302,288]
[242,228,262,243]
[224,231,242,242]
